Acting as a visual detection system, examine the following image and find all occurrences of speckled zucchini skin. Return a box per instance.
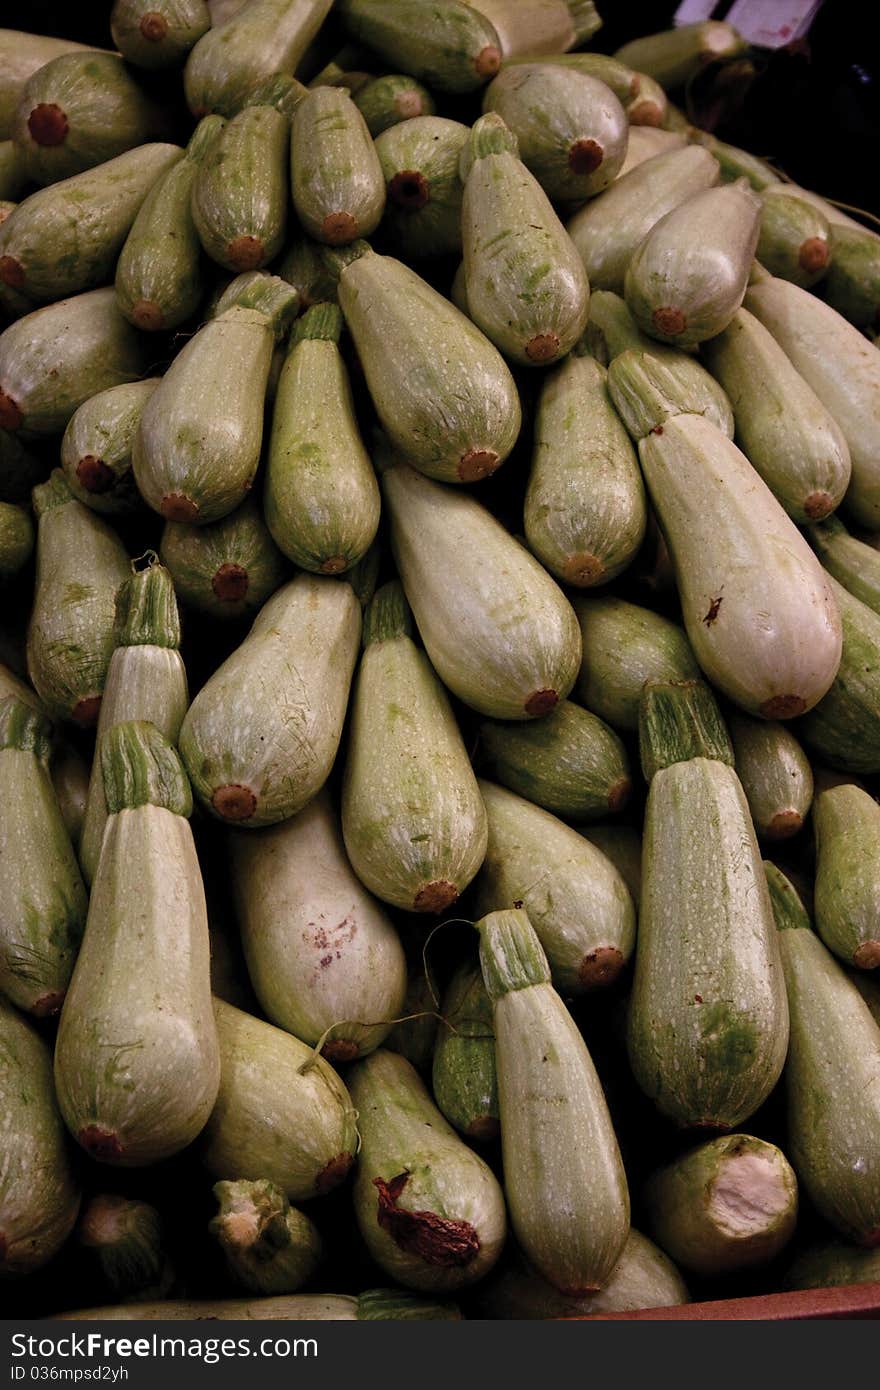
[160,497,288,621]
[823,223,880,330]
[337,0,503,94]
[110,0,211,70]
[375,116,469,261]
[796,576,880,774]
[808,515,880,615]
[184,0,334,117]
[575,594,699,732]
[61,379,160,516]
[192,106,289,273]
[813,784,880,969]
[627,758,789,1130]
[728,712,813,841]
[0,994,81,1276]
[432,962,498,1142]
[0,29,105,141]
[756,191,830,288]
[353,74,435,137]
[291,87,385,246]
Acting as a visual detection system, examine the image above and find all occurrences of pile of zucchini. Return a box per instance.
[3,1,880,1322]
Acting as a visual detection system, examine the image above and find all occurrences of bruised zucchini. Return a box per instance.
[210,1179,322,1294]
[192,103,290,272]
[336,1,503,94]
[61,379,160,516]
[291,86,385,246]
[728,712,813,841]
[575,594,699,732]
[184,0,334,117]
[375,115,469,261]
[160,496,288,621]
[110,0,211,69]
[431,961,498,1142]
[813,783,880,969]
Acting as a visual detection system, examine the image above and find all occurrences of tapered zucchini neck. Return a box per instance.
[114,555,181,649]
[475,909,551,1002]
[362,580,413,647]
[0,695,52,757]
[639,678,734,782]
[101,721,193,817]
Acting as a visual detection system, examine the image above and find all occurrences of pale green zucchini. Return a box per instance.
[179,573,360,826]
[334,244,520,483]
[627,681,789,1130]
[574,594,699,732]
[756,191,831,288]
[0,29,106,141]
[796,575,880,773]
[474,779,636,992]
[341,582,487,913]
[291,86,385,246]
[110,0,211,69]
[79,559,189,887]
[277,235,339,307]
[383,460,580,719]
[0,660,43,715]
[615,21,746,91]
[477,698,631,822]
[0,287,149,438]
[431,961,498,1142]
[27,470,131,727]
[55,1289,460,1320]
[807,514,880,614]
[349,1048,507,1292]
[12,52,173,185]
[116,115,225,333]
[470,0,600,58]
[607,348,736,440]
[616,127,686,177]
[813,784,880,969]
[784,1241,880,1292]
[473,1230,688,1318]
[160,496,288,621]
[0,696,87,1017]
[210,1179,322,1295]
[0,501,32,576]
[55,722,220,1166]
[503,51,639,107]
[265,303,380,574]
[702,307,851,522]
[766,862,880,1246]
[133,272,297,523]
[184,0,334,117]
[580,824,642,908]
[50,739,90,850]
[0,143,182,302]
[375,115,469,261]
[61,379,160,516]
[744,275,880,529]
[688,129,780,190]
[228,788,407,1060]
[353,74,435,137]
[477,907,630,1292]
[625,180,761,346]
[728,712,813,841]
[644,1135,798,1277]
[823,223,880,330]
[203,997,358,1200]
[460,114,589,367]
[0,993,80,1276]
[192,103,290,272]
[638,414,842,719]
[850,967,880,1030]
[336,1,503,93]
[77,1194,173,1303]
[566,145,719,294]
[481,63,627,203]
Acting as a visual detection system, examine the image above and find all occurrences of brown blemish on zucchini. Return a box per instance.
[161,493,200,523]
[466,1115,500,1142]
[0,256,25,288]
[227,235,266,272]
[803,490,834,520]
[458,447,500,482]
[211,563,249,601]
[322,1038,360,1063]
[388,170,430,210]
[27,103,69,146]
[212,784,258,821]
[766,809,803,840]
[320,557,347,574]
[653,306,687,337]
[414,879,459,914]
[374,1172,481,1266]
[76,455,115,494]
[140,11,169,41]
[525,332,561,363]
[79,1125,123,1161]
[474,46,501,79]
[525,688,558,717]
[131,299,165,331]
[759,694,806,719]
[322,212,358,245]
[32,990,65,1017]
[563,551,605,585]
[799,237,829,274]
[315,1151,354,1194]
[568,139,604,175]
[579,946,624,989]
[71,695,102,728]
[607,776,632,814]
[0,390,23,430]
[703,595,723,626]
[853,941,880,969]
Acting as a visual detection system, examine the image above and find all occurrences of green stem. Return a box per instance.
[362,580,412,647]
[114,556,180,650]
[475,908,551,1003]
[639,678,734,782]
[0,694,52,757]
[102,721,192,817]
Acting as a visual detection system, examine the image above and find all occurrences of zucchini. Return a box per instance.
[850,968,880,1030]
[470,0,600,58]
[477,907,630,1292]
[192,103,290,272]
[744,274,880,529]
[784,1241,880,1292]
[184,0,334,117]
[348,1048,507,1292]
[574,594,699,732]
[27,470,131,727]
[756,190,831,288]
[160,496,288,621]
[807,514,880,615]
[0,696,87,1017]
[813,783,880,969]
[0,29,106,142]
[0,993,80,1276]
[383,460,581,719]
[179,573,360,826]
[566,145,719,294]
[110,0,211,69]
[79,558,189,887]
[638,414,842,719]
[0,287,148,438]
[766,862,880,1246]
[353,74,435,137]
[702,307,851,522]
[116,115,225,333]
[625,180,761,347]
[265,303,380,574]
[431,961,499,1142]
[61,379,160,516]
[474,778,636,992]
[644,1134,798,1277]
[333,243,521,484]
[50,739,90,850]
[823,223,880,330]
[615,21,746,92]
[616,127,686,177]
[133,272,297,523]
[386,947,439,1072]
[210,1179,322,1295]
[688,130,780,191]
[502,52,637,104]
[277,235,339,307]
[56,1290,460,1319]
[54,722,221,1166]
[375,115,469,261]
[477,698,632,822]
[607,347,735,441]
[459,113,589,367]
[291,87,384,246]
[482,63,627,204]
[627,680,789,1130]
[580,824,642,909]
[228,788,407,1060]
[341,581,487,914]
[336,1,503,94]
[77,1194,172,1303]
[0,500,32,577]
[728,712,814,841]
[796,576,880,774]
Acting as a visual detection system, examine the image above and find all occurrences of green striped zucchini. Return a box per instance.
[431,961,499,1142]
[61,379,160,516]
[160,496,288,621]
